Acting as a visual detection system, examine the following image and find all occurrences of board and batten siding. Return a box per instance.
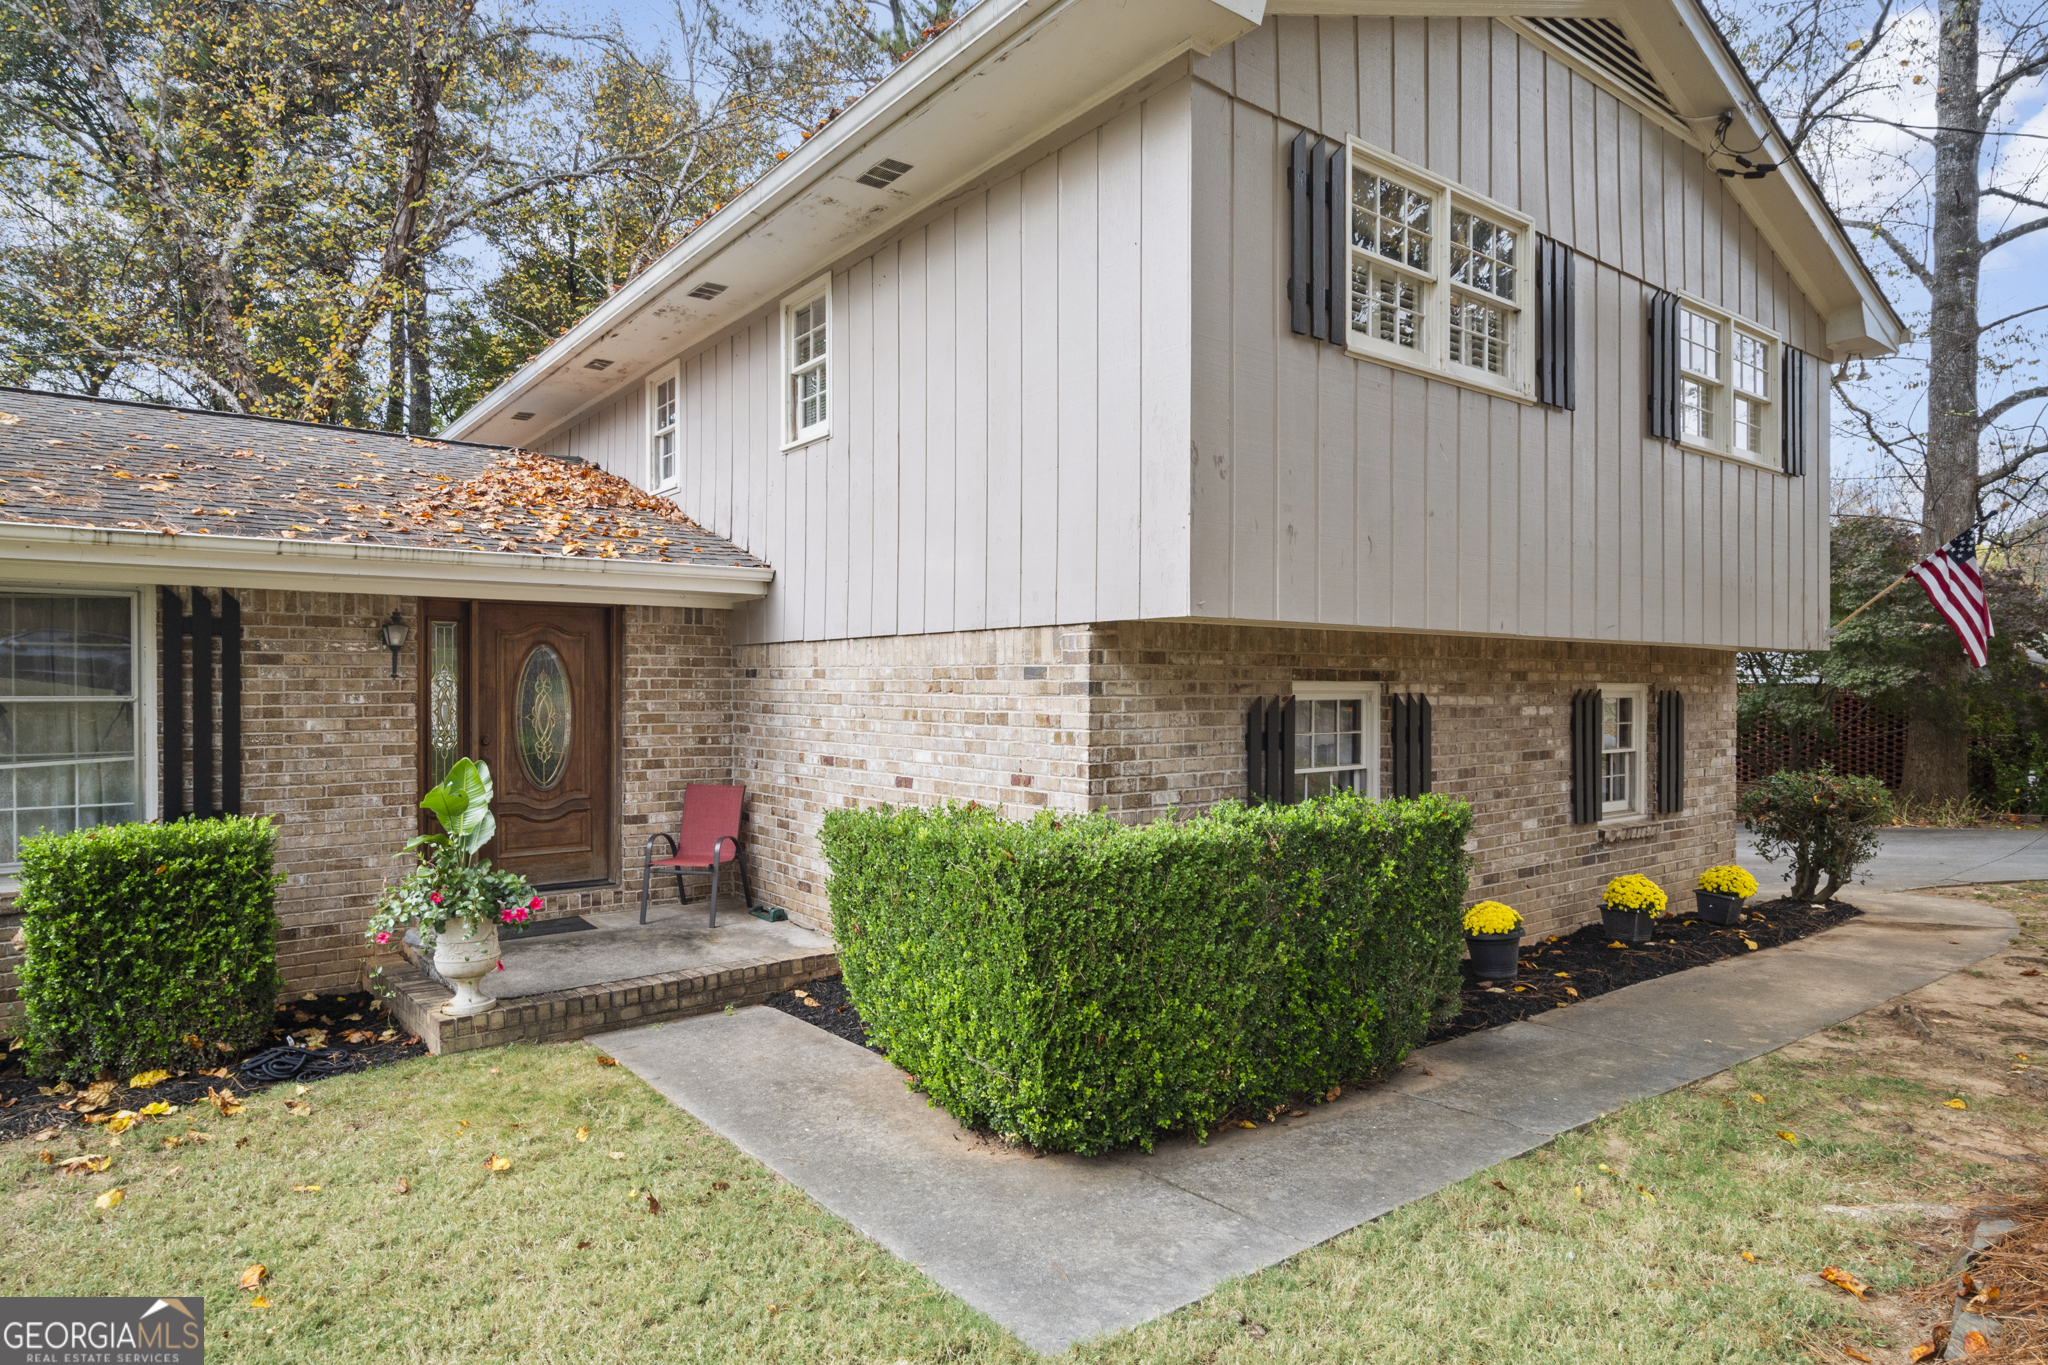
[1189,16,1830,652]
[539,82,1198,647]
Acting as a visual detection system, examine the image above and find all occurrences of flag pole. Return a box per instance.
[1833,571,1912,630]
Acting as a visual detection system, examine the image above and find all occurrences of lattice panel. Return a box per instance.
[1737,691,1907,791]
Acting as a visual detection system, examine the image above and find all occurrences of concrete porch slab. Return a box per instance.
[376,911,836,1055]
[593,889,2016,1355]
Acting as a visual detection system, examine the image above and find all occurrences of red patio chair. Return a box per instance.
[640,783,751,927]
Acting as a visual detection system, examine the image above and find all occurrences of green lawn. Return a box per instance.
[4,1022,2036,1362]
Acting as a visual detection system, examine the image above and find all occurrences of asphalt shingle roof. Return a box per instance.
[0,388,765,568]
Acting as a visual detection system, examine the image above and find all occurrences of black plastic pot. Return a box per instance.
[1466,930,1523,980]
[1600,905,1657,945]
[1693,890,1747,925]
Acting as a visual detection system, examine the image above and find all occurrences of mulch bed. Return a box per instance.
[763,898,1863,1064]
[1424,897,1862,1042]
[0,989,428,1143]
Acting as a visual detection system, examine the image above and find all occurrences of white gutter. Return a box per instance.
[0,523,774,609]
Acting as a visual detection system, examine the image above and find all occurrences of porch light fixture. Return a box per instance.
[380,610,410,677]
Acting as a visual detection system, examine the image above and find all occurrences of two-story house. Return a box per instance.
[0,0,1900,1007]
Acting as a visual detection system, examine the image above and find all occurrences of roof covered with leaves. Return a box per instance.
[0,388,765,568]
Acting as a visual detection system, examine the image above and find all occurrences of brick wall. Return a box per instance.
[735,622,1738,941]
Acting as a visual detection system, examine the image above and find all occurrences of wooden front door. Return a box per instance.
[473,603,615,887]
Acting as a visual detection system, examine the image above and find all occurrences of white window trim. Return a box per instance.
[1672,291,1781,468]
[1290,681,1381,800]
[781,273,833,450]
[1342,138,1536,404]
[646,363,681,491]
[0,584,156,885]
[1599,684,1648,821]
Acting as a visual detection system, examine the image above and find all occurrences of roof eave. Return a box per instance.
[0,523,774,609]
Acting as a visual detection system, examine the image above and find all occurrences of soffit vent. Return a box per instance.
[687,281,728,300]
[1521,17,1682,123]
[583,358,613,370]
[510,411,536,421]
[855,157,913,189]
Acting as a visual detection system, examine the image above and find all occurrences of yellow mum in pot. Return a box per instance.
[1603,874,1668,916]
[1696,865,1759,899]
[1462,900,1523,935]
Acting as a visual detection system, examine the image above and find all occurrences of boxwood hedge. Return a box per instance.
[15,816,285,1080]
[821,792,1472,1154]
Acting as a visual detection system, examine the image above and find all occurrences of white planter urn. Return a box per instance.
[431,917,501,1017]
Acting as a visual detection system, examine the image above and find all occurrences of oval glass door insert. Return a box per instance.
[515,644,571,789]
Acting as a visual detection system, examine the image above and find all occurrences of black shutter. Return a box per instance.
[1569,687,1603,825]
[1246,696,1300,804]
[1288,131,1312,336]
[162,587,244,820]
[1536,238,1576,410]
[1278,696,1296,802]
[1647,291,1680,440]
[1326,143,1350,344]
[1308,137,1331,342]
[1657,689,1685,814]
[1781,346,1808,476]
[1389,693,1433,798]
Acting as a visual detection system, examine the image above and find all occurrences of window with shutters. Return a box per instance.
[1342,140,1533,399]
[1601,686,1646,817]
[647,367,679,488]
[782,274,831,447]
[1291,682,1379,800]
[1675,297,1777,464]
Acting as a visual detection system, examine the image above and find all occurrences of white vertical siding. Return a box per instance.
[1185,16,1831,651]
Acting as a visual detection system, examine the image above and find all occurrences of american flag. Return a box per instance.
[1909,523,1994,668]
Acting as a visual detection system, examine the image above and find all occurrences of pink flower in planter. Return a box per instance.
[375,931,392,945]
[528,896,544,911]
[496,959,505,971]
[428,892,444,906]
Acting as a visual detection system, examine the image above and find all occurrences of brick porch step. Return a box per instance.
[371,948,840,1054]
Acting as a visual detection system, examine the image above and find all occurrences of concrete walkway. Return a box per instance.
[594,890,2016,1356]
[1741,826,2048,892]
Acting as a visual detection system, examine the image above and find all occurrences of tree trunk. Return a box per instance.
[405,267,431,435]
[385,305,407,432]
[1904,0,1988,801]
[1902,713,1971,803]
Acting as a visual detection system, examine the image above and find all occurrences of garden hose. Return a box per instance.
[237,1045,365,1084]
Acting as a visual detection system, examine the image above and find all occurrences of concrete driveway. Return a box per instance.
[1740,825,2048,892]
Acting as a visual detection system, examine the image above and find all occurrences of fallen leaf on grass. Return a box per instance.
[206,1088,243,1117]
[291,1184,320,1193]
[1749,1093,1765,1103]
[1963,1330,1990,1354]
[1742,938,1760,950]
[1967,1284,2001,1309]
[576,1240,592,1249]
[1741,1251,1757,1263]
[595,1055,619,1067]
[187,1132,212,1144]
[138,1101,172,1117]
[1776,1130,1799,1145]
[1842,1348,1873,1362]
[647,1193,661,1214]
[609,1152,625,1161]
[283,1100,312,1117]
[711,1181,729,1191]
[575,1126,589,1143]
[238,1265,267,1290]
[93,1189,122,1210]
[128,1069,170,1089]
[249,1297,270,1309]
[1820,1266,1872,1301]
[58,1155,109,1174]
[1944,1098,1968,1110]
[397,1177,409,1195]
[1491,1180,1516,1194]
[27,1126,58,1143]
[487,1155,511,1172]
[104,1111,140,1134]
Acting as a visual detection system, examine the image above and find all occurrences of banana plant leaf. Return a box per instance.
[419,757,496,859]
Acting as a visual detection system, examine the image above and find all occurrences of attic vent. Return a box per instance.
[510,412,536,421]
[687,281,728,300]
[1521,17,1682,122]
[855,157,913,189]
[583,358,613,371]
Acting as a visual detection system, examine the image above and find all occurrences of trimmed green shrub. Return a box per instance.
[16,817,285,1080]
[1737,764,1890,903]
[821,793,1473,1154]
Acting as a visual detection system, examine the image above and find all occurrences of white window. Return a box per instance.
[782,275,831,446]
[1343,141,1533,399]
[1600,687,1645,818]
[0,591,144,870]
[1676,298,1777,463]
[648,368,679,489]
[1291,682,1381,800]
